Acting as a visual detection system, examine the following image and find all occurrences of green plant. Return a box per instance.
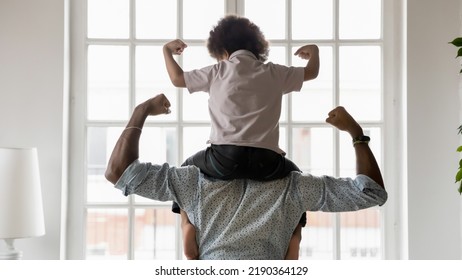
[450,37,462,194]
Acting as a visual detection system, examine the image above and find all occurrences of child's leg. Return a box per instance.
[180,210,199,260]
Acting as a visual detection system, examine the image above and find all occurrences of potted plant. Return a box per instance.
[450,37,462,194]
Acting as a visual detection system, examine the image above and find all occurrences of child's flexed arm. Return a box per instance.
[294,44,320,82]
[163,39,188,88]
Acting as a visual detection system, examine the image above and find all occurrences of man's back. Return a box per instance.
[115,161,387,259]
[189,174,303,259]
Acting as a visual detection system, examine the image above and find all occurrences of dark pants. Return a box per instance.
[173,144,307,226]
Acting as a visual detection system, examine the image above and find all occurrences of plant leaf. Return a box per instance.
[457,146,462,152]
[458,125,462,134]
[450,37,462,46]
[459,181,462,195]
[455,169,462,182]
[456,48,462,58]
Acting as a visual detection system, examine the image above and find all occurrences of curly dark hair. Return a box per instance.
[207,15,269,62]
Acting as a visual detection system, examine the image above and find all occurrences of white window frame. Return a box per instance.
[67,0,404,260]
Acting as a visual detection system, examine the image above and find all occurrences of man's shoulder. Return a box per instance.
[196,171,317,190]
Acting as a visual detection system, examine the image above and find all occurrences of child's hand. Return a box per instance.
[164,39,188,55]
[294,44,319,60]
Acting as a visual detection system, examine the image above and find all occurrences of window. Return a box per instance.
[70,0,395,259]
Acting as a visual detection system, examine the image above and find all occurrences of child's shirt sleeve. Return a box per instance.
[269,63,305,94]
[184,65,217,93]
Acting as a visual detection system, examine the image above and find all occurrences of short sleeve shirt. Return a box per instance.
[184,50,305,154]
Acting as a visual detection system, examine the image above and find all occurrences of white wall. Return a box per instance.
[406,0,462,259]
[0,0,66,259]
[0,0,461,260]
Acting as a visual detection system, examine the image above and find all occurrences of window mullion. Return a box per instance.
[127,0,136,260]
[129,0,136,112]
[285,0,292,159]
[226,0,238,14]
[236,0,245,15]
[175,0,184,260]
[128,203,135,260]
[333,0,341,260]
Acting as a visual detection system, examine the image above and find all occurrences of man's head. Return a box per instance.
[207,15,269,62]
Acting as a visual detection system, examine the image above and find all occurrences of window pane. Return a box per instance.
[299,212,334,259]
[136,46,177,121]
[86,208,129,259]
[292,127,333,175]
[88,45,129,120]
[245,0,286,40]
[139,127,178,165]
[292,46,333,121]
[87,127,127,203]
[183,127,211,163]
[182,46,216,121]
[292,0,333,40]
[340,208,382,259]
[87,0,129,39]
[279,126,287,153]
[183,0,224,39]
[339,127,381,178]
[134,208,176,259]
[339,0,381,39]
[268,45,287,67]
[339,46,381,121]
[136,0,177,39]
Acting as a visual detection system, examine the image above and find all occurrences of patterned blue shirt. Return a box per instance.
[115,160,387,260]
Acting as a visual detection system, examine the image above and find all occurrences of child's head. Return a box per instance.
[207,15,269,62]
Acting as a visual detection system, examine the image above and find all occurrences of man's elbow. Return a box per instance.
[378,190,388,206]
[104,165,120,185]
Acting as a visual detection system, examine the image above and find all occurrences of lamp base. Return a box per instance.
[0,250,22,260]
[0,239,23,260]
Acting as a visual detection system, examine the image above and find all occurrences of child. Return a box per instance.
[163,15,319,259]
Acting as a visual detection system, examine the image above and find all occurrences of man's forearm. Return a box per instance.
[348,125,384,188]
[326,106,385,189]
[105,104,149,184]
[354,143,384,188]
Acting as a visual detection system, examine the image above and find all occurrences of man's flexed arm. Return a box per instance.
[325,106,385,188]
[163,39,187,88]
[105,94,171,184]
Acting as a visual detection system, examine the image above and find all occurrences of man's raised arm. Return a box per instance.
[105,94,171,184]
[325,106,385,188]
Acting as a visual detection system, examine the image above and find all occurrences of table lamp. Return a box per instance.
[0,147,45,260]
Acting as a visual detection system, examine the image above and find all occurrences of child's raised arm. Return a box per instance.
[163,39,187,88]
[294,44,320,82]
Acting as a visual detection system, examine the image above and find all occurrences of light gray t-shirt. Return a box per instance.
[115,160,387,260]
[184,50,305,154]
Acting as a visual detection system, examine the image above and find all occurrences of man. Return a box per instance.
[105,94,387,260]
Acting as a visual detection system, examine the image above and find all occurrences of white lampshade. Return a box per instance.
[0,147,45,239]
